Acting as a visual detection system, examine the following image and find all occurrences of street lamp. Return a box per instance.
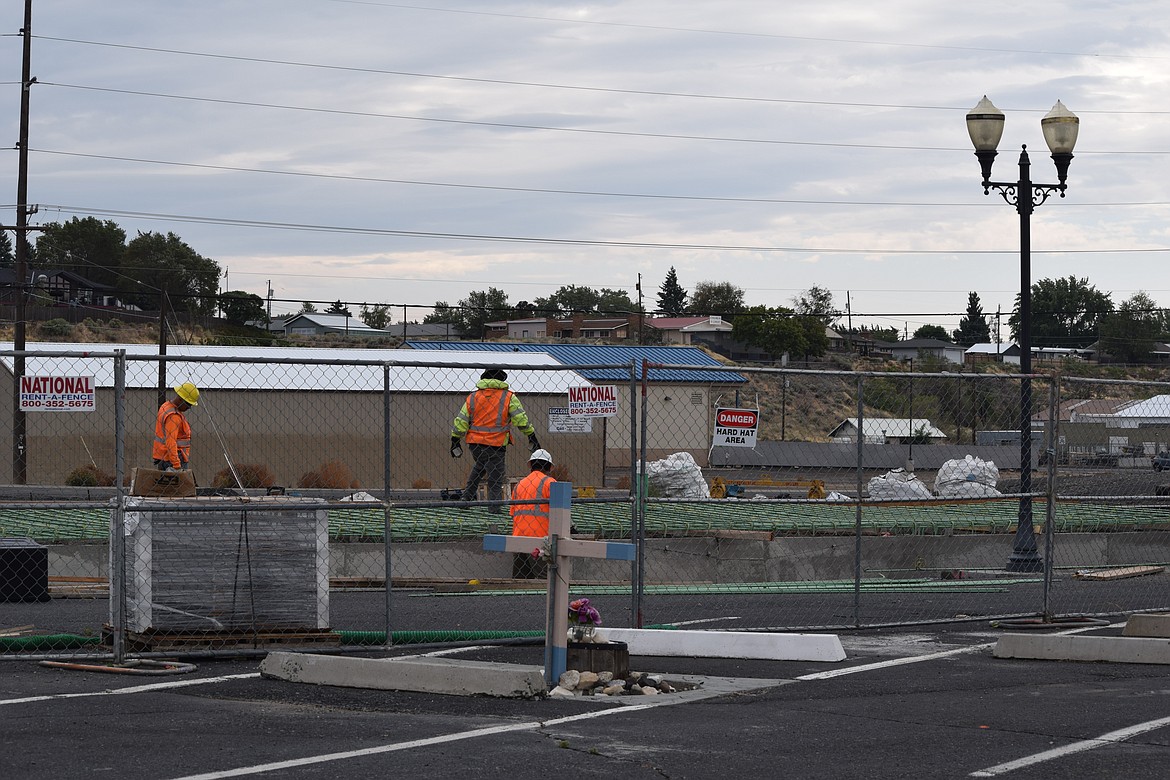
[966,96,1079,572]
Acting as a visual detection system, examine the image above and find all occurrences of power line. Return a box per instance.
[29,149,1170,206]
[35,203,1170,255]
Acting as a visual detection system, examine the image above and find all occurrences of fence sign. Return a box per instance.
[713,407,758,448]
[19,375,96,412]
[568,385,618,417]
[548,407,593,433]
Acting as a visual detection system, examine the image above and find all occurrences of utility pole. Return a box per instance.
[12,0,34,484]
[636,273,643,345]
[266,279,273,323]
[845,291,853,352]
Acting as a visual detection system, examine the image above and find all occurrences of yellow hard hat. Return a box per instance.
[174,382,200,406]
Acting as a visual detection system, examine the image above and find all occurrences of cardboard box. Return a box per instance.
[130,467,197,498]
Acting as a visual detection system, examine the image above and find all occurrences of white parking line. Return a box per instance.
[794,642,995,680]
[168,702,665,780]
[970,714,1170,776]
[0,673,261,706]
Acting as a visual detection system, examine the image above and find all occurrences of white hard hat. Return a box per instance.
[529,448,553,465]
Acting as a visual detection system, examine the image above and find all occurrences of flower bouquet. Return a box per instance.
[568,597,603,643]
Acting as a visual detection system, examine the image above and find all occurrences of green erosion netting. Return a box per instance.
[4,500,1168,542]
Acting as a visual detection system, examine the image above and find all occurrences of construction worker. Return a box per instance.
[153,382,199,471]
[450,368,540,513]
[510,449,556,578]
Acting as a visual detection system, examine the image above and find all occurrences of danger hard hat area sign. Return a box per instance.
[713,406,758,448]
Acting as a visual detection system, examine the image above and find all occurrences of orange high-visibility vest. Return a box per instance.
[464,387,515,446]
[511,470,555,538]
[152,400,191,468]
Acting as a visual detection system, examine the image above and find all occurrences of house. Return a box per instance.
[484,314,646,342]
[877,338,967,365]
[405,341,746,466]
[965,343,1021,366]
[828,417,948,445]
[649,315,734,345]
[1033,396,1170,463]
[276,313,390,339]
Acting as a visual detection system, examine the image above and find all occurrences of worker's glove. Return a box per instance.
[450,437,463,459]
[528,433,541,452]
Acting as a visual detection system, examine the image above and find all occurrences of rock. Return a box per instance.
[558,670,580,690]
[642,674,662,688]
[576,671,600,690]
[597,671,614,684]
[660,682,676,693]
[629,684,643,695]
[549,685,577,698]
[602,684,625,696]
[640,686,659,695]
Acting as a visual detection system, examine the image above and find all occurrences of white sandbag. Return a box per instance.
[935,455,1002,498]
[867,468,933,500]
[642,452,710,499]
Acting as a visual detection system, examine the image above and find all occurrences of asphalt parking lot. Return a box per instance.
[3,619,1169,779]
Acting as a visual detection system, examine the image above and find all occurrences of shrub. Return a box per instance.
[411,478,433,489]
[213,462,276,489]
[65,464,114,487]
[299,460,360,489]
[39,318,73,338]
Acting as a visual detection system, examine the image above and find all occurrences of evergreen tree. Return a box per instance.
[657,266,687,316]
[0,230,13,268]
[324,300,353,318]
[953,292,991,346]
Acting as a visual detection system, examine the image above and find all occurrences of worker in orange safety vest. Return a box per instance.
[510,448,556,578]
[153,382,199,471]
[450,368,540,514]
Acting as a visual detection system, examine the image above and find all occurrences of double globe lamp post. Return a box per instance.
[965,96,1079,572]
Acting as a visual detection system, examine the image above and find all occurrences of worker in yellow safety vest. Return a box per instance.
[153,382,199,471]
[510,449,556,578]
[450,368,540,514]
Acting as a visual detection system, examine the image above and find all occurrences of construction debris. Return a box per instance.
[1073,565,1165,581]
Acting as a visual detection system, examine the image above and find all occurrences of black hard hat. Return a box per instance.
[481,368,507,381]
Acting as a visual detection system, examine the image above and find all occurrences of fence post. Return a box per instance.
[635,359,650,629]
[111,349,127,663]
[1041,375,1060,619]
[383,363,393,647]
[853,374,865,628]
[628,360,639,628]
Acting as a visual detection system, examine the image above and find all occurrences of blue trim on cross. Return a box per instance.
[550,480,571,510]
[605,541,637,561]
[482,535,509,552]
[547,644,567,685]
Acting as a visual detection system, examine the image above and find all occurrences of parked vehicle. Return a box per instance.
[1153,451,1170,472]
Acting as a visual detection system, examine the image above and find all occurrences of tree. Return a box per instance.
[324,300,353,318]
[1010,275,1113,348]
[0,230,13,269]
[359,303,391,329]
[732,305,828,360]
[120,231,221,315]
[423,301,463,328]
[532,285,635,315]
[1097,292,1163,363]
[913,324,951,342]
[953,292,991,346]
[219,291,266,325]
[657,266,687,316]
[460,287,511,337]
[299,301,318,313]
[858,324,900,343]
[34,217,127,287]
[687,281,745,319]
[793,286,838,327]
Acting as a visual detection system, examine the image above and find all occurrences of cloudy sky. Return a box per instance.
[3,1,1169,335]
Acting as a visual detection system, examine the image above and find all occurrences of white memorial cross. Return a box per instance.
[483,481,635,687]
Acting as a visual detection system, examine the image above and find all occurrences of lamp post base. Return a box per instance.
[1005,551,1043,573]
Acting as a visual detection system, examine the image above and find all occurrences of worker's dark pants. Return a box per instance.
[513,551,549,579]
[461,444,507,513]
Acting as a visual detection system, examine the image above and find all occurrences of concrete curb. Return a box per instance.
[1122,614,1170,638]
[993,634,1170,665]
[602,628,846,662]
[260,652,547,698]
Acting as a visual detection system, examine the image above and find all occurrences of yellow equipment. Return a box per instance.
[710,476,826,500]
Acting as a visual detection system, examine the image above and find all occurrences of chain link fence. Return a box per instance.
[2,348,1167,661]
